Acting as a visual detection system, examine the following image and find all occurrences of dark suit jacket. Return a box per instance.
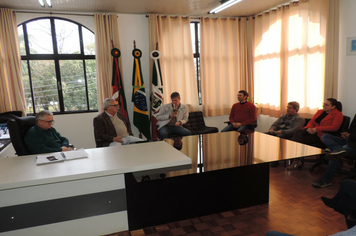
[93,111,133,147]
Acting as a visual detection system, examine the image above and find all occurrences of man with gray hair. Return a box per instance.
[93,98,143,147]
[25,110,71,154]
[268,101,305,139]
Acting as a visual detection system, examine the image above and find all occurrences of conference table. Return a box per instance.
[0,131,322,235]
[125,131,322,230]
[0,141,191,236]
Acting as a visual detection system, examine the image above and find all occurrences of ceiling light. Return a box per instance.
[208,0,242,14]
[38,0,45,7]
[46,0,52,7]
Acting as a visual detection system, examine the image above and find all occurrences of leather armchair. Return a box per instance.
[7,116,36,156]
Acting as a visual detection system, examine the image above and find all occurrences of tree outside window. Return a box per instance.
[18,17,97,114]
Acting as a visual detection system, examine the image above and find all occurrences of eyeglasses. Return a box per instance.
[40,119,55,124]
[108,104,120,107]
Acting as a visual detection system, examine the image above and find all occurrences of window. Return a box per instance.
[18,17,97,114]
[190,21,201,105]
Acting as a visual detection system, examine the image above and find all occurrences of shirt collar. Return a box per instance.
[34,124,48,132]
[105,111,116,117]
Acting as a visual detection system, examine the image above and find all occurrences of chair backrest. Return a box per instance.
[340,115,351,132]
[0,111,22,123]
[7,116,36,156]
[183,111,206,130]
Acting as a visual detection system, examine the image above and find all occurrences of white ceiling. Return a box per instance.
[0,0,292,17]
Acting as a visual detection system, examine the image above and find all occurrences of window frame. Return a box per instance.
[18,16,97,115]
[191,21,202,105]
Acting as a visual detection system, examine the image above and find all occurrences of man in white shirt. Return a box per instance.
[156,92,191,139]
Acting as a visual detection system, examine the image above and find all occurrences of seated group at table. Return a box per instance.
[24,90,356,189]
[22,90,356,235]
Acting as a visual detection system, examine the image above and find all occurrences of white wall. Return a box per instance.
[15,13,150,150]
[338,0,356,119]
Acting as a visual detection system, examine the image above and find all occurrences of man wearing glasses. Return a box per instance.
[93,98,142,147]
[268,101,305,139]
[25,110,71,154]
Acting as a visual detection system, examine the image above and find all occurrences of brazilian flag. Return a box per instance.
[132,48,151,140]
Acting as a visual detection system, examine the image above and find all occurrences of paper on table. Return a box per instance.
[36,148,88,165]
[0,133,10,139]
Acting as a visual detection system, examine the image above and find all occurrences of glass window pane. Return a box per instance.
[55,19,80,54]
[27,19,53,54]
[85,59,98,110]
[29,60,59,113]
[190,23,196,54]
[60,60,87,111]
[18,25,26,56]
[83,27,95,55]
[21,61,33,113]
[197,23,200,52]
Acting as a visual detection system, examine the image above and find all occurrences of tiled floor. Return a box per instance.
[106,159,353,236]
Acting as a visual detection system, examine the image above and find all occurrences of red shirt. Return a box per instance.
[229,102,257,125]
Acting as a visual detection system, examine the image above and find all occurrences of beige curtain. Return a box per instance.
[94,14,121,112]
[0,8,26,114]
[254,0,328,118]
[324,0,339,98]
[200,17,254,117]
[149,15,199,111]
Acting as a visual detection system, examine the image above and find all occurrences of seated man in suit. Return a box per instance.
[312,115,356,188]
[221,90,257,132]
[94,98,142,147]
[156,92,191,139]
[268,101,305,139]
[25,110,71,154]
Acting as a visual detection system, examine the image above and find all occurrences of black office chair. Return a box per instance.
[7,116,36,156]
[183,111,219,135]
[0,111,23,123]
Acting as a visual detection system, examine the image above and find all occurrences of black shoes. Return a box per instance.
[321,196,334,209]
[313,179,331,188]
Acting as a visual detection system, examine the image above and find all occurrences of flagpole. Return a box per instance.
[132,41,151,140]
[150,44,164,140]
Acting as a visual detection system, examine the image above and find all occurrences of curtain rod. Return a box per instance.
[145,15,253,20]
[145,15,200,19]
[14,10,94,17]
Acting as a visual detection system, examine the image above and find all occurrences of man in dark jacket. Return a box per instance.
[25,110,71,154]
[93,98,142,147]
[313,114,356,188]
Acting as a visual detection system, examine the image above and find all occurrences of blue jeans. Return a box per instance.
[159,125,191,139]
[221,124,255,132]
[321,134,356,183]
